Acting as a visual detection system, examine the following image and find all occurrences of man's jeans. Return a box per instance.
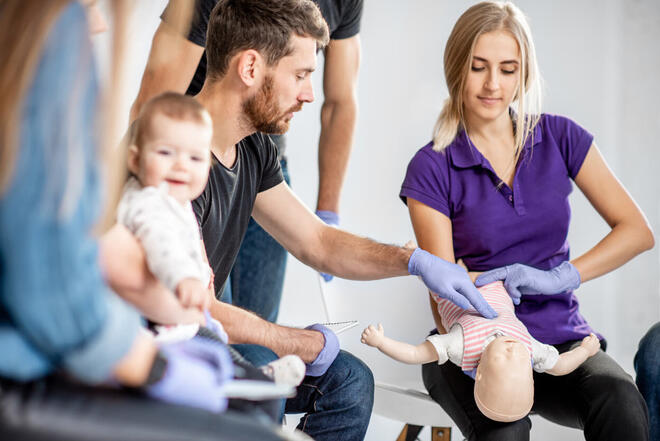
[635,322,660,441]
[221,158,290,323]
[233,344,374,441]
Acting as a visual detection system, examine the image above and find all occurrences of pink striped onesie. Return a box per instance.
[436,281,533,371]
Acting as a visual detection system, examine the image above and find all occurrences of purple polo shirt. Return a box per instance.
[400,114,600,344]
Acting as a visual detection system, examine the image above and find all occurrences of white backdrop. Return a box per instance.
[96,1,660,440]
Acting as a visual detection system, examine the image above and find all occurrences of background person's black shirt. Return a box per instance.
[161,0,364,112]
[192,133,283,296]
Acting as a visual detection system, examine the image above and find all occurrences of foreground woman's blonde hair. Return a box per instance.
[433,1,543,162]
[0,1,192,231]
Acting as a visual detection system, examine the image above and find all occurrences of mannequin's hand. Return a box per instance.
[579,333,600,357]
[361,324,385,348]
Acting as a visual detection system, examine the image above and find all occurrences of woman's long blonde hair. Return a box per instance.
[0,0,130,231]
[0,1,191,231]
[0,1,70,194]
[433,1,543,162]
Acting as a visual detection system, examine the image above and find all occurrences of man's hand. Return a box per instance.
[408,248,497,319]
[315,210,340,282]
[176,278,210,310]
[361,324,385,349]
[475,261,581,305]
[304,324,340,376]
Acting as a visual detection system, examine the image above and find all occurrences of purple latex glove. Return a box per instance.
[316,210,339,282]
[146,338,234,413]
[304,323,340,377]
[475,261,581,305]
[408,248,497,319]
[204,310,228,343]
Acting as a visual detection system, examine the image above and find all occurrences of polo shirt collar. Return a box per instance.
[449,121,543,170]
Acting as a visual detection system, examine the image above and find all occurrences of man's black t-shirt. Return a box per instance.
[192,133,283,296]
[166,0,363,292]
[162,0,364,97]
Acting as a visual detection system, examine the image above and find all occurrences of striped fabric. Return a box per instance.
[437,281,533,371]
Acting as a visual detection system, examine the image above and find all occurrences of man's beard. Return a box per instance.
[242,75,302,135]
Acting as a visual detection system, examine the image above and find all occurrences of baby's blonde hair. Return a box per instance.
[131,92,212,150]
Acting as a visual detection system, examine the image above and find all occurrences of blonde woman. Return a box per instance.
[0,2,293,440]
[399,2,654,440]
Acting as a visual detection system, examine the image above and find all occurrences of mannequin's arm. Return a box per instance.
[547,333,600,376]
[361,324,439,364]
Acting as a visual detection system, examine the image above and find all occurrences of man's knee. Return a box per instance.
[325,351,374,411]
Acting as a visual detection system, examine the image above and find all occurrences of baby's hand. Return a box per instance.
[579,333,600,357]
[176,278,210,311]
[361,324,385,348]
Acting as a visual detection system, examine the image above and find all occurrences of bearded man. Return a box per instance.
[111,1,497,439]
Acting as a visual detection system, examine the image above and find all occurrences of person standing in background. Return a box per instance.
[130,0,363,322]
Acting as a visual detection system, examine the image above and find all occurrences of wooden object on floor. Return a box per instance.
[396,424,451,441]
[432,426,451,441]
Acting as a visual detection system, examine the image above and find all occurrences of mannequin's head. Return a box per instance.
[473,335,534,422]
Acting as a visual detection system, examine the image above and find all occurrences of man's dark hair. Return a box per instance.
[206,0,330,79]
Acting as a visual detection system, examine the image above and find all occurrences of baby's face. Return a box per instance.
[474,336,534,422]
[484,336,530,366]
[132,113,212,204]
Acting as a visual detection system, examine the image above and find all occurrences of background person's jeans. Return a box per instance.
[635,321,660,441]
[421,337,649,441]
[233,344,374,441]
[221,157,290,323]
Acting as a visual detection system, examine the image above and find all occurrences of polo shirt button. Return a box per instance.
[508,195,513,202]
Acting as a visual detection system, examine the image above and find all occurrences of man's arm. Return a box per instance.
[129,21,204,121]
[100,224,325,361]
[253,182,413,280]
[316,35,361,213]
[208,299,324,363]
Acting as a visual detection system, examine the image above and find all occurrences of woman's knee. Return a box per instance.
[590,372,646,415]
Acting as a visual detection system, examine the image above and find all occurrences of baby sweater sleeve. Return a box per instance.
[426,325,464,365]
[530,337,560,372]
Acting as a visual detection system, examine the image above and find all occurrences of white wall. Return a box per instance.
[281,1,660,440]
[95,1,660,440]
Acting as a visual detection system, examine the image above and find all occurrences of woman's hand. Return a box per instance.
[475,261,581,304]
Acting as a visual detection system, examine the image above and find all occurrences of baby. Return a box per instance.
[119,91,213,320]
[361,281,600,422]
[119,92,304,386]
